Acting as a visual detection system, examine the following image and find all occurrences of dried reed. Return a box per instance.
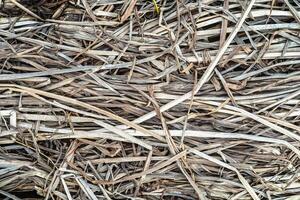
[0,0,300,199]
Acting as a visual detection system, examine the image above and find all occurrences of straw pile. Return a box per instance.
[0,0,299,199]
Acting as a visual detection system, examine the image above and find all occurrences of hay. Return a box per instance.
[0,0,300,199]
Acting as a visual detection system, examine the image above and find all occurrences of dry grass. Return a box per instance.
[0,0,300,199]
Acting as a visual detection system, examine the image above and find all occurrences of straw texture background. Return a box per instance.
[0,0,300,199]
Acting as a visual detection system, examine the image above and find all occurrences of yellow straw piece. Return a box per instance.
[152,0,160,14]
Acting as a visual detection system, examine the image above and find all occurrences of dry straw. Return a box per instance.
[0,0,300,199]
